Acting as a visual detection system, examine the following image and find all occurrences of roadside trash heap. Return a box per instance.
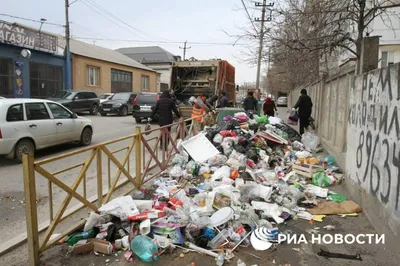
[63,112,362,265]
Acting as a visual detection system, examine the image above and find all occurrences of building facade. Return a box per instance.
[69,40,157,94]
[0,20,65,98]
[116,46,180,91]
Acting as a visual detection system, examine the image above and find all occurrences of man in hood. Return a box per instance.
[292,88,313,135]
[150,90,181,149]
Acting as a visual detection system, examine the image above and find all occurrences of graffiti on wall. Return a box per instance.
[347,64,400,213]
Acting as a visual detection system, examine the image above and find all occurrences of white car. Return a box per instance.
[277,96,288,107]
[0,98,93,162]
[99,93,114,104]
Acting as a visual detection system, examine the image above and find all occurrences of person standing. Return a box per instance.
[243,91,258,112]
[292,89,313,135]
[150,90,181,149]
[191,94,210,134]
[263,96,278,117]
[217,92,229,108]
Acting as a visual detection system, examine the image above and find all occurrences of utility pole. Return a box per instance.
[255,1,273,96]
[65,0,72,90]
[179,41,191,60]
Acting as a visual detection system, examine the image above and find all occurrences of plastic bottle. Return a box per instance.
[216,250,225,266]
[130,235,160,262]
[64,229,96,246]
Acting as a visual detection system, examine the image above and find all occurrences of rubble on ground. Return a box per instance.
[60,111,360,264]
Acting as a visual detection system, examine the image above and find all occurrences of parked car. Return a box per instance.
[99,93,114,103]
[99,92,136,116]
[277,96,288,107]
[50,91,100,115]
[132,92,161,123]
[0,98,93,162]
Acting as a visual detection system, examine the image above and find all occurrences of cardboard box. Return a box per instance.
[70,239,113,255]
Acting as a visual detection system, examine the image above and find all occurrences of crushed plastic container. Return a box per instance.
[130,235,160,262]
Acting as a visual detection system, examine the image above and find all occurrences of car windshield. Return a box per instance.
[99,94,111,99]
[111,93,130,101]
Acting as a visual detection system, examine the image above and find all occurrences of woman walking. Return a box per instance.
[263,96,277,117]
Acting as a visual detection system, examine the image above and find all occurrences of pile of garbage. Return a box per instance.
[63,112,362,265]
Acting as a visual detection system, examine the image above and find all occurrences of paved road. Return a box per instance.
[0,114,166,240]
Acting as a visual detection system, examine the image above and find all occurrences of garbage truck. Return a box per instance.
[170,59,236,119]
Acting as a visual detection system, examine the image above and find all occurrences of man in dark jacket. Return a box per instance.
[243,91,258,112]
[150,90,181,149]
[217,92,229,108]
[292,88,313,135]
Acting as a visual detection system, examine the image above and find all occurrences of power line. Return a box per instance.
[72,36,249,46]
[81,0,167,42]
[0,13,64,26]
[241,0,258,33]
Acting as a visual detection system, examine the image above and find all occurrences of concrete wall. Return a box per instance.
[71,54,157,94]
[289,62,400,252]
[346,63,400,244]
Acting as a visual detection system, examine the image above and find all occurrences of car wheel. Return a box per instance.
[80,127,92,146]
[15,139,35,163]
[120,107,128,116]
[90,104,99,115]
[100,112,107,116]
[135,118,141,123]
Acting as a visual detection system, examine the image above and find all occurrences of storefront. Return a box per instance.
[0,20,66,98]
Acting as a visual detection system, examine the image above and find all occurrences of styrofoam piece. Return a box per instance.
[181,133,220,162]
[209,207,234,227]
[250,231,273,251]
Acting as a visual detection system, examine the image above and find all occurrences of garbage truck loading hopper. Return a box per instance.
[170,59,235,103]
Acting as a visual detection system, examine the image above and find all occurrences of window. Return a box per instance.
[30,63,63,98]
[87,92,98,98]
[87,66,100,86]
[381,51,395,67]
[0,58,14,98]
[25,103,50,120]
[47,103,71,119]
[141,75,149,91]
[111,69,132,93]
[6,104,24,122]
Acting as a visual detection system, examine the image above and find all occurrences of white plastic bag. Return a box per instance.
[213,133,223,143]
[211,165,231,182]
[99,196,139,221]
[301,132,320,150]
[207,154,228,166]
[170,165,185,178]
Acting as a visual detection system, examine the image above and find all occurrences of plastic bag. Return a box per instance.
[220,130,237,137]
[255,115,269,124]
[226,151,247,169]
[312,172,333,187]
[213,134,223,143]
[287,118,298,125]
[198,165,211,175]
[223,115,233,121]
[211,165,231,181]
[324,155,336,165]
[239,184,272,202]
[327,193,347,203]
[172,154,187,167]
[221,137,238,156]
[289,110,299,122]
[207,154,228,166]
[98,196,139,221]
[170,165,185,178]
[301,132,320,150]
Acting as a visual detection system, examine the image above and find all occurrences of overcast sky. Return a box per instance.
[2,0,264,84]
